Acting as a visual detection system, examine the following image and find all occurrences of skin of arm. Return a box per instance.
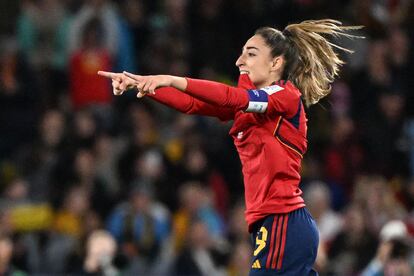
[170,76,188,91]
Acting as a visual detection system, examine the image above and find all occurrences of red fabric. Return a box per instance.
[324,150,345,182]
[148,75,307,231]
[184,78,249,110]
[266,216,278,268]
[238,73,255,89]
[225,80,306,230]
[271,215,283,269]
[277,214,289,269]
[69,49,112,109]
[149,86,235,121]
[208,171,229,219]
[149,73,254,121]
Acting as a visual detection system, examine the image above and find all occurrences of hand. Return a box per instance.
[123,72,174,97]
[97,71,137,96]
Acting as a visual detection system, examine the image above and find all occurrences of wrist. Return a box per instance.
[170,76,188,91]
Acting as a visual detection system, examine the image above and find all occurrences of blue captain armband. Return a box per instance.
[245,85,284,113]
[245,89,269,113]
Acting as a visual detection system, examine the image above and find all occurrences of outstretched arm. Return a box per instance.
[105,71,301,117]
[97,71,235,121]
[123,72,249,112]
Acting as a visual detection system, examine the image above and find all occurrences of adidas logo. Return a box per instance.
[251,260,261,269]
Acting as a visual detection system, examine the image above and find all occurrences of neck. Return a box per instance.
[256,78,281,89]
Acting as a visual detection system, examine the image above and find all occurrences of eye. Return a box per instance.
[248,53,256,57]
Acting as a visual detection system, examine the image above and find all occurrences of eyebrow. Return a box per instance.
[245,46,259,51]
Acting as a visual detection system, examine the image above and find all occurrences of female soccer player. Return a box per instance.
[99,19,361,275]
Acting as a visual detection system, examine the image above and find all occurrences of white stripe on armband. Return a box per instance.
[246,101,268,113]
[245,89,269,113]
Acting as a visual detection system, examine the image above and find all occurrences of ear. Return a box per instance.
[270,56,284,72]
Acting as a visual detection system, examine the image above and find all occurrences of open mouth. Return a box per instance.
[239,70,250,74]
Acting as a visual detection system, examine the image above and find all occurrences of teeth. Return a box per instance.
[240,70,249,74]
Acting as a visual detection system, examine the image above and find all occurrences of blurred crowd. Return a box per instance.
[0,0,413,275]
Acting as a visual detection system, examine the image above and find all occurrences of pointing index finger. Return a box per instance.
[123,71,142,81]
[97,71,120,80]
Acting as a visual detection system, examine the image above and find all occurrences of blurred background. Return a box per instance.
[0,0,413,275]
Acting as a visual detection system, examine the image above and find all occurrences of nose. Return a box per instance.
[235,54,244,68]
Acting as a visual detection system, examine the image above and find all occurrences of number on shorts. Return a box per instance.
[254,226,268,256]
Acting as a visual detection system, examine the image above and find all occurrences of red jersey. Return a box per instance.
[150,74,307,231]
[70,49,112,109]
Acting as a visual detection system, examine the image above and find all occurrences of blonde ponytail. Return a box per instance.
[284,19,363,106]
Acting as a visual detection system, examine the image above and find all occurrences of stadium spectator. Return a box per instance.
[106,179,170,273]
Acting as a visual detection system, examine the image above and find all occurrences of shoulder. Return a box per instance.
[277,80,301,97]
[253,80,301,98]
[262,81,301,105]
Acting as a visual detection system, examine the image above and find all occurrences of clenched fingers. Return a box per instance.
[112,79,123,95]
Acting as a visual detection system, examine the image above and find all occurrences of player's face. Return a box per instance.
[236,35,278,88]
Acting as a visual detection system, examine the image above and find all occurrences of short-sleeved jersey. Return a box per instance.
[151,74,307,231]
